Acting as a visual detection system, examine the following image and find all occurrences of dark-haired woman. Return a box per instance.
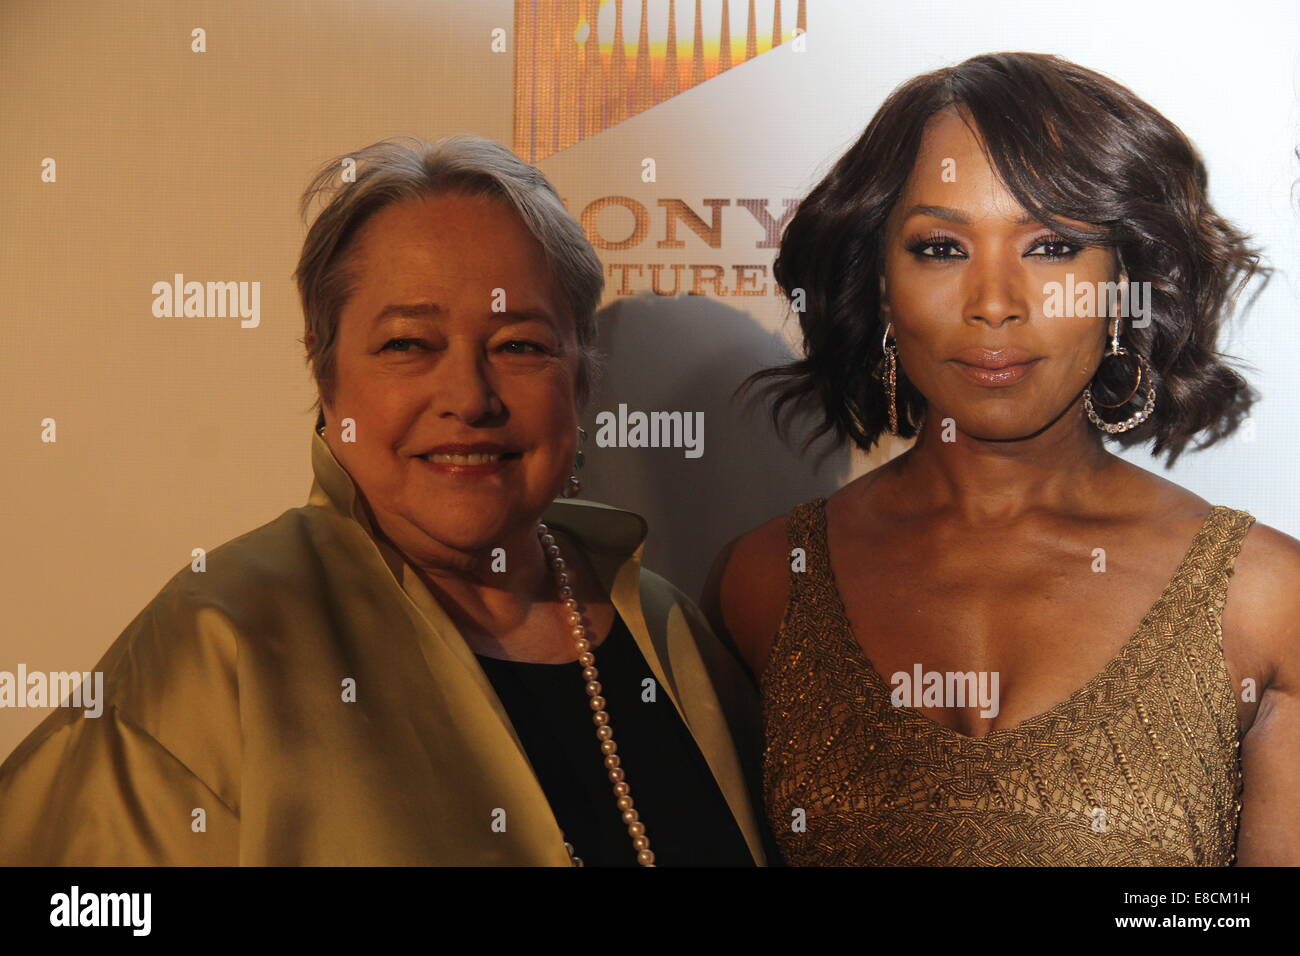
[704,52,1299,866]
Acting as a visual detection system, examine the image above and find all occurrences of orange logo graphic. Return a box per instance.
[515,0,809,162]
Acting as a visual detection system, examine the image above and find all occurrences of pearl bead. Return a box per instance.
[539,528,653,867]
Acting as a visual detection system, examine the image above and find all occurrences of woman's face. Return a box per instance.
[320,192,581,564]
[881,107,1122,442]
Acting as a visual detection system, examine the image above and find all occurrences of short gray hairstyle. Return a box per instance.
[294,135,605,428]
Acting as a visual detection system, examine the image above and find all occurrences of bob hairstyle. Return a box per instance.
[294,134,605,428]
[742,52,1262,464]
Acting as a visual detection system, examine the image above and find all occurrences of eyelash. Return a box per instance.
[903,232,1083,261]
[380,338,551,355]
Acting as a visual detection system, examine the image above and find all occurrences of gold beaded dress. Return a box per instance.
[762,497,1254,866]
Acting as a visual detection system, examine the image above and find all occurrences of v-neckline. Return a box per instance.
[814,498,1224,745]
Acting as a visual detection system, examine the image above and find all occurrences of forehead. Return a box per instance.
[899,108,1022,220]
[348,192,560,303]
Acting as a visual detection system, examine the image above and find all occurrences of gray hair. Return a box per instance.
[294,135,605,427]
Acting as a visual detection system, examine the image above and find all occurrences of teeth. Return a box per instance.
[420,453,504,464]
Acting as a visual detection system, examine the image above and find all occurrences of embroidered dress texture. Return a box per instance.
[761,498,1254,866]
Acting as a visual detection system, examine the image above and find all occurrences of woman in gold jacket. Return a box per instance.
[0,135,769,867]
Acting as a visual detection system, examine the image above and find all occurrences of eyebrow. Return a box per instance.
[372,302,558,326]
[901,204,1041,227]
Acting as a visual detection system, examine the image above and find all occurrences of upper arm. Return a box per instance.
[0,706,240,865]
[700,514,793,681]
[1226,521,1300,865]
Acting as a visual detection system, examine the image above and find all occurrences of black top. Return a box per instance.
[474,611,755,866]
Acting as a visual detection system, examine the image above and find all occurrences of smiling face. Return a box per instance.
[319,191,581,565]
[881,107,1124,442]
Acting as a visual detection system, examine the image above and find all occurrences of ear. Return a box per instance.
[878,274,891,318]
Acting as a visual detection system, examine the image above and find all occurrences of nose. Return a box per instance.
[963,249,1029,329]
[432,341,503,423]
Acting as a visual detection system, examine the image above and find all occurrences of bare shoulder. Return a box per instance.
[700,509,797,680]
[1113,463,1298,683]
[1222,517,1300,691]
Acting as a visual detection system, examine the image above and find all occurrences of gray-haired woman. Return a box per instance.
[0,135,770,867]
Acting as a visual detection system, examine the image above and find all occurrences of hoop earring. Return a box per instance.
[560,426,587,498]
[880,323,899,435]
[1083,318,1156,434]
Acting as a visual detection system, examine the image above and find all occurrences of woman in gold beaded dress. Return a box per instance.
[703,53,1300,866]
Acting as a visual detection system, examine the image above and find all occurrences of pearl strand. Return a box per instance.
[537,522,655,868]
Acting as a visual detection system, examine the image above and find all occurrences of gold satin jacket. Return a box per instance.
[0,431,768,865]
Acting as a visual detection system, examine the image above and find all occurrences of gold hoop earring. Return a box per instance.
[880,323,899,435]
[1083,319,1156,434]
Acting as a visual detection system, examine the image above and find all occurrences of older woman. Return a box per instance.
[706,53,1299,866]
[0,135,768,866]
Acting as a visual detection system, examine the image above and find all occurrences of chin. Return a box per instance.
[948,412,1056,443]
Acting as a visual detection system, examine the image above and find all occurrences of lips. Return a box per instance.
[413,443,521,471]
[950,347,1039,369]
[949,347,1042,388]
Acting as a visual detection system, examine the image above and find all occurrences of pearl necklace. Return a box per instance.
[537,522,655,867]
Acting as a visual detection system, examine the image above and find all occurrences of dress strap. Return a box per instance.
[1193,506,1256,646]
[763,497,837,677]
[785,496,831,596]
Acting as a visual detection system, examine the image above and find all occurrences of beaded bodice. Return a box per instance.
[761,498,1254,866]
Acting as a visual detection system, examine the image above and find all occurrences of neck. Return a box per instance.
[359,496,556,627]
[893,399,1117,524]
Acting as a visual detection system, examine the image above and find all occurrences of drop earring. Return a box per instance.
[880,323,899,435]
[561,426,587,498]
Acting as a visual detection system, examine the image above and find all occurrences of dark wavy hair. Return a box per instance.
[741,52,1263,465]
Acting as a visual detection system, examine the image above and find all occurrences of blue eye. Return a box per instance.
[381,338,425,352]
[501,340,549,355]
